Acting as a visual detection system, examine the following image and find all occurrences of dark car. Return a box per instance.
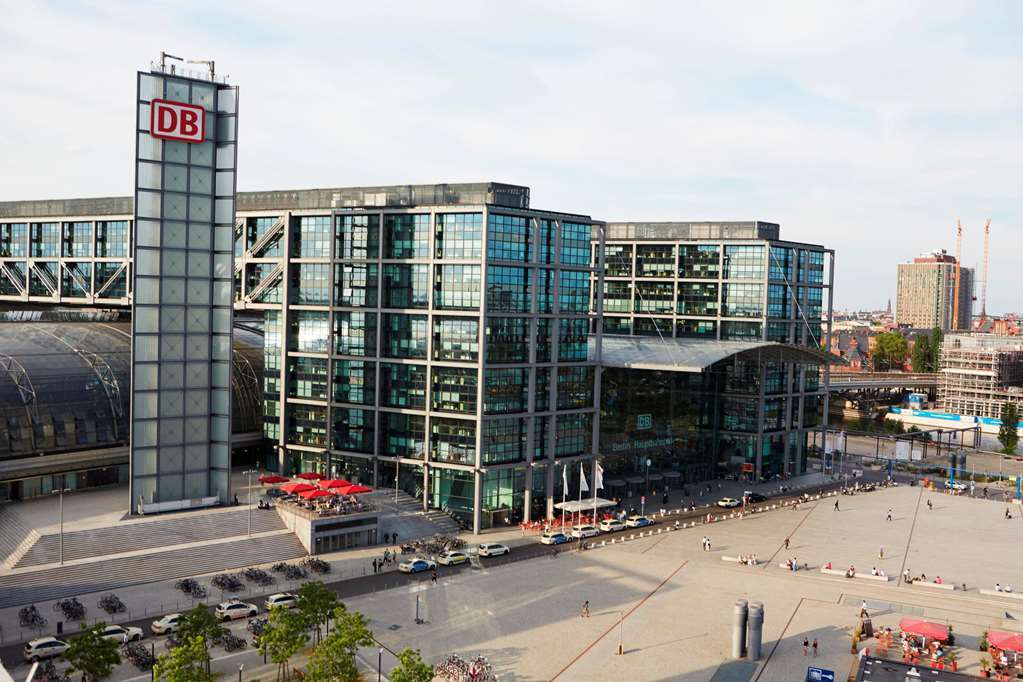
[743,492,767,503]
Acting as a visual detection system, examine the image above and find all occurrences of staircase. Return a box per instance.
[381,491,462,538]
[0,506,39,569]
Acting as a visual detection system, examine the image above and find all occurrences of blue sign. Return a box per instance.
[806,668,835,682]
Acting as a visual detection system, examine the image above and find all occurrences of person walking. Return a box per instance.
[784,537,790,550]
[859,600,868,618]
[886,508,893,522]
[812,638,819,658]
[1006,508,1013,520]
[372,558,379,573]
[431,568,438,584]
[802,637,809,656]
[927,499,933,510]
[878,545,884,560]
[581,600,590,618]
[834,499,840,512]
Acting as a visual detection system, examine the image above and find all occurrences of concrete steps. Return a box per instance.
[0,532,307,609]
[0,507,39,569]
[390,491,462,535]
[14,508,286,568]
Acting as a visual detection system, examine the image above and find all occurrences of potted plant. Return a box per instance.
[945,651,958,672]
[980,630,989,651]
[980,656,991,678]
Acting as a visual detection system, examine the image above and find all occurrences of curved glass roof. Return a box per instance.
[0,322,263,459]
[592,335,844,372]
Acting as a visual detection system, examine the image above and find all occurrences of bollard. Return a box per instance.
[747,602,764,660]
[732,600,748,659]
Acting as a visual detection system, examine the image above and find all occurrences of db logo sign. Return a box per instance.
[150,99,205,143]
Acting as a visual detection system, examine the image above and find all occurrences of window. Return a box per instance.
[385,214,430,259]
[246,217,283,257]
[381,313,428,359]
[0,223,27,257]
[296,216,331,257]
[557,366,593,410]
[380,413,425,458]
[799,250,825,284]
[487,214,531,262]
[677,282,718,316]
[537,269,555,313]
[333,360,375,405]
[538,219,556,264]
[286,404,327,447]
[603,317,631,335]
[559,270,590,314]
[432,367,478,413]
[486,266,530,313]
[766,321,791,342]
[434,265,480,310]
[636,245,674,277]
[484,368,528,414]
[555,413,591,456]
[332,407,374,453]
[767,283,790,319]
[291,263,330,305]
[63,222,92,257]
[678,244,719,279]
[676,319,716,338]
[383,264,429,308]
[605,244,632,277]
[634,282,673,313]
[431,418,476,464]
[485,317,529,363]
[335,214,379,259]
[380,363,426,409]
[558,318,588,361]
[96,221,128,257]
[769,246,793,281]
[722,245,765,279]
[435,213,482,259]
[288,357,328,400]
[602,281,632,313]
[722,283,763,318]
[290,311,329,352]
[560,222,590,266]
[335,312,376,356]
[536,318,552,362]
[433,317,479,362]
[482,418,527,465]
[721,397,759,432]
[721,321,762,341]
[634,317,671,336]
[30,223,59,257]
[334,263,378,307]
[535,368,550,411]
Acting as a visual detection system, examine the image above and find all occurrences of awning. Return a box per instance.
[899,618,949,641]
[592,335,845,372]
[624,476,645,484]
[554,498,618,513]
[605,478,627,487]
[988,630,1023,652]
[662,471,682,479]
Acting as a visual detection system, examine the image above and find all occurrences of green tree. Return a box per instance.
[998,402,1020,454]
[389,647,434,682]
[929,326,943,370]
[296,580,339,643]
[257,607,309,681]
[911,335,931,372]
[304,606,374,682]
[174,604,226,674]
[64,622,121,681]
[154,635,214,682]
[872,331,909,371]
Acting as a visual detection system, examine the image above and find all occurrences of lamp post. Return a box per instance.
[378,647,383,682]
[52,476,71,565]
[645,458,651,496]
[395,459,400,504]
[243,469,258,536]
[238,663,244,682]
[617,610,624,655]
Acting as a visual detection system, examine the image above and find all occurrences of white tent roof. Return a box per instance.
[591,335,844,372]
[554,497,618,513]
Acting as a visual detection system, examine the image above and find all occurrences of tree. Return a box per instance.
[998,402,1020,454]
[929,326,943,370]
[64,622,121,681]
[258,607,309,681]
[296,580,339,643]
[304,606,373,682]
[154,635,215,682]
[389,647,434,682]
[872,331,909,371]
[911,335,931,373]
[174,604,226,674]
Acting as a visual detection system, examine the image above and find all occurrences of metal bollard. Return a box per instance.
[732,600,748,659]
[747,602,764,660]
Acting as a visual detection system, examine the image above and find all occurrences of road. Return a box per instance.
[839,433,1023,480]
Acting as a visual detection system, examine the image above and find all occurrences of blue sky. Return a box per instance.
[1,1,1020,312]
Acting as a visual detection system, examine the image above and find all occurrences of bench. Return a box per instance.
[980,589,1023,600]
[820,567,890,582]
[912,581,955,591]
[721,556,758,565]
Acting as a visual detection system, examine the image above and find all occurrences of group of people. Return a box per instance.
[701,536,712,551]
[783,557,804,572]
[739,553,758,566]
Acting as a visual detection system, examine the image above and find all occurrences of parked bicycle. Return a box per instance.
[98,593,126,615]
[211,573,244,593]
[270,562,307,580]
[18,605,47,631]
[301,557,331,574]
[121,641,155,670]
[173,578,208,599]
[53,598,86,622]
[242,567,276,587]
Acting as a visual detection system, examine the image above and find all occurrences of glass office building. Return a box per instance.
[593,221,834,486]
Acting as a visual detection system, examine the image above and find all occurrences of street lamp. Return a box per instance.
[238,663,244,682]
[378,647,383,682]
[617,610,624,655]
[243,469,258,536]
[51,476,72,565]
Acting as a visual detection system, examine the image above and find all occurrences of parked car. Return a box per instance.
[23,637,69,662]
[598,519,626,532]
[436,551,469,566]
[716,497,741,508]
[214,599,258,622]
[264,593,298,611]
[150,613,181,635]
[625,515,653,528]
[477,543,510,557]
[743,491,767,503]
[945,480,967,492]
[539,531,570,545]
[398,557,437,574]
[100,624,144,643]
[570,524,600,539]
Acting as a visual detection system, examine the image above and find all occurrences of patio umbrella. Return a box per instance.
[899,618,949,641]
[988,630,1023,653]
[299,489,335,500]
[296,472,325,481]
[318,479,353,489]
[259,475,290,484]
[280,482,317,494]
[339,484,373,495]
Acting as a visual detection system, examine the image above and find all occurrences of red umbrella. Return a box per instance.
[988,630,1023,653]
[899,618,949,641]
[259,475,290,484]
[299,489,335,500]
[338,484,373,495]
[296,472,325,481]
[318,479,353,489]
[281,482,317,494]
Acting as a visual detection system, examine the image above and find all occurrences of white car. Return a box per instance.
[23,636,69,662]
[436,551,469,566]
[945,480,967,492]
[214,599,258,621]
[398,557,437,574]
[539,531,569,545]
[625,515,653,528]
[264,593,298,610]
[598,519,626,532]
[716,497,741,508]
[100,624,144,642]
[477,543,510,557]
[570,524,600,539]
[151,613,181,635]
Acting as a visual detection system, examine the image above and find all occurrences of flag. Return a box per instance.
[594,461,604,491]
[579,462,589,493]
[562,463,569,493]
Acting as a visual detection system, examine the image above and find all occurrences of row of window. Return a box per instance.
[601,317,824,345]
[0,222,130,258]
[601,243,826,284]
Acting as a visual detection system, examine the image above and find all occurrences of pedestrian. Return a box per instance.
[784,537,790,550]
[431,568,438,584]
[927,499,933,511]
[373,558,378,573]
[1006,508,1013,520]
[802,637,809,656]
[581,600,590,618]
[812,638,818,658]
[983,486,988,498]
[859,600,867,618]
[886,508,892,522]
[834,499,839,511]
[878,545,884,560]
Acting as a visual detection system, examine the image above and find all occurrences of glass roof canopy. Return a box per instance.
[591,335,844,372]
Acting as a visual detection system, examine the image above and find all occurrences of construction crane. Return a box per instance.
[952,220,962,330]
[980,219,991,319]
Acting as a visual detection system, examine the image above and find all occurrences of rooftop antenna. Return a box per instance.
[187,58,216,80]
[159,51,183,74]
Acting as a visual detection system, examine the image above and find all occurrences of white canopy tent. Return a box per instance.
[554,497,617,513]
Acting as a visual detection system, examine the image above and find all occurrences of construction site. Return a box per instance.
[937,332,1023,420]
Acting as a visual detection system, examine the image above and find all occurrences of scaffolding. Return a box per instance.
[937,334,1023,419]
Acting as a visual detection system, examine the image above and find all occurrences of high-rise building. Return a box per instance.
[895,250,973,331]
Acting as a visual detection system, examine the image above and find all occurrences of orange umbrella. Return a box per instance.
[339,484,373,495]
[259,475,290,484]
[281,482,317,494]
[296,472,325,480]
[299,489,335,500]
[318,479,353,489]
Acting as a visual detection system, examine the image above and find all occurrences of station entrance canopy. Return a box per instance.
[591,336,844,372]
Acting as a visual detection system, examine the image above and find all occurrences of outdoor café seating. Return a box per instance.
[986,630,1023,679]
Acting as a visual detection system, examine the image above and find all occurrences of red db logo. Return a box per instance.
[150,99,205,143]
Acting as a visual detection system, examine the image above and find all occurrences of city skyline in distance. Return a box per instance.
[1,2,1019,313]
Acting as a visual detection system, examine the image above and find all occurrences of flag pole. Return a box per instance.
[578,462,583,526]
[592,458,599,522]
[561,463,567,530]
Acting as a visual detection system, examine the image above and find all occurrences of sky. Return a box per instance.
[1,1,1020,313]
